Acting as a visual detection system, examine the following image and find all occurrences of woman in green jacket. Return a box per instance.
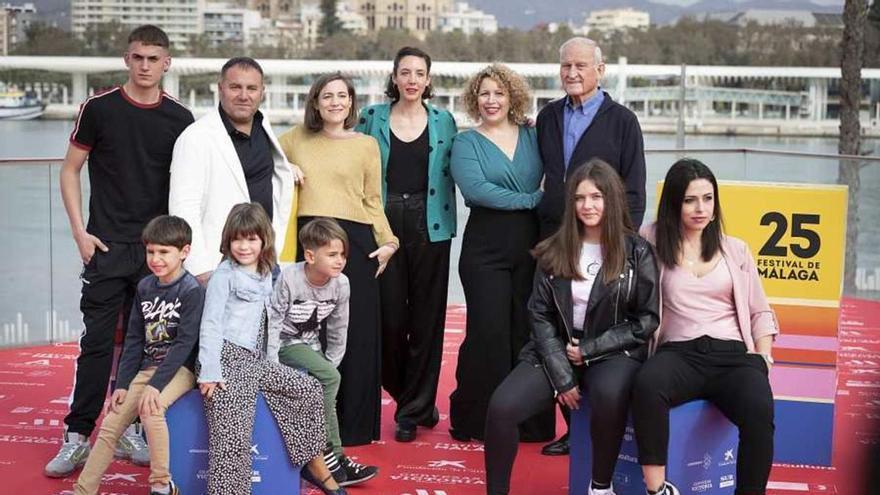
[356,46,458,443]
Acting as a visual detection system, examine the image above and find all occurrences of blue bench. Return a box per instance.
[569,400,739,495]
[166,389,301,494]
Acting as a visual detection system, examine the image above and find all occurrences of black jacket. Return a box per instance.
[519,234,660,393]
[535,92,646,238]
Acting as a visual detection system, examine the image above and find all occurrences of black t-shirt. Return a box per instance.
[70,86,194,242]
[219,107,274,220]
[387,126,429,194]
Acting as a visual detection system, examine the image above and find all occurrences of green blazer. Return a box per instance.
[356,101,458,242]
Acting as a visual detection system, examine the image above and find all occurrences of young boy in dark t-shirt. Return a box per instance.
[49,24,194,478]
[74,215,204,495]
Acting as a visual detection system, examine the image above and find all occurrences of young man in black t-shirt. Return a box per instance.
[47,25,194,479]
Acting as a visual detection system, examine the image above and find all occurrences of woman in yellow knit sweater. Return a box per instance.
[278,72,399,447]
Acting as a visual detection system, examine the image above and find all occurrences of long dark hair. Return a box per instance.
[384,46,435,102]
[655,158,724,268]
[533,159,633,283]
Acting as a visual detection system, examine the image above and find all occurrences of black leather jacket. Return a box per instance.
[519,234,660,393]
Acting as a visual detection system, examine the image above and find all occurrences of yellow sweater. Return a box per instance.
[278,125,398,248]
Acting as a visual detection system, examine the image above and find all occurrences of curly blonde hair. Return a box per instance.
[461,64,532,125]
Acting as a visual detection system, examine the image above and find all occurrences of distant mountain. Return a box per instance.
[6,0,845,33]
[467,0,844,29]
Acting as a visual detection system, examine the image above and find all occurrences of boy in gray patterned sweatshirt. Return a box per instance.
[268,217,378,487]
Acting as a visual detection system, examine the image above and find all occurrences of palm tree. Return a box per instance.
[838,0,868,293]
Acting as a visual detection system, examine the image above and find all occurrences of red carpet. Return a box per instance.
[2,299,878,494]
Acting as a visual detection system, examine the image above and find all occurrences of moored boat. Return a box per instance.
[0,91,45,120]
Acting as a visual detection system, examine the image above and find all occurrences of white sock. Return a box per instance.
[152,484,171,494]
[65,431,86,444]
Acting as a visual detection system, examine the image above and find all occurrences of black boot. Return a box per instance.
[541,432,570,456]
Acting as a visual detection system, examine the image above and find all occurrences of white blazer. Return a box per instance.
[169,109,294,276]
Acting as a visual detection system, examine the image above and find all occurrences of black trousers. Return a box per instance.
[449,207,554,441]
[381,192,451,425]
[485,355,642,494]
[298,217,381,446]
[632,336,775,495]
[66,241,148,436]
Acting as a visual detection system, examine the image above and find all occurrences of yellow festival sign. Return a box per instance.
[717,181,847,302]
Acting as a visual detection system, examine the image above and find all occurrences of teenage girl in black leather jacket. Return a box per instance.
[484,159,660,495]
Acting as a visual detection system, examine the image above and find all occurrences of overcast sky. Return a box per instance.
[649,0,842,5]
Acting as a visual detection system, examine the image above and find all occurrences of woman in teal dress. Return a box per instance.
[448,64,554,442]
[356,47,458,443]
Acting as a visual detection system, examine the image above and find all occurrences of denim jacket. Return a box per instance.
[197,259,273,383]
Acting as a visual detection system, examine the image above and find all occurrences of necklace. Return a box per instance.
[681,238,702,267]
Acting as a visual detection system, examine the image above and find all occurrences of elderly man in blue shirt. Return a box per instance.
[534,36,648,458]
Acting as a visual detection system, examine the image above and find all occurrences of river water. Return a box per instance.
[1,120,878,346]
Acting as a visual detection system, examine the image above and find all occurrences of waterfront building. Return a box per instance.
[1,2,36,56]
[244,0,299,20]
[0,9,7,56]
[584,7,649,33]
[298,1,367,49]
[351,0,451,38]
[688,9,843,28]
[438,2,497,35]
[202,2,264,47]
[70,0,202,49]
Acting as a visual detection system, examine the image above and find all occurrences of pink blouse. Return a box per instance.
[659,257,743,344]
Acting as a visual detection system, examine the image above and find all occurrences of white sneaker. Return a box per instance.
[115,423,150,466]
[589,482,616,495]
[44,431,90,478]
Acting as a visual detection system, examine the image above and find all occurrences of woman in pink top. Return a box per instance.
[633,159,779,495]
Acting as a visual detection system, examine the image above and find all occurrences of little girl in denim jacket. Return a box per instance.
[197,202,346,495]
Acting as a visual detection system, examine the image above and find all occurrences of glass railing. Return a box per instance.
[2,149,878,348]
[0,158,85,347]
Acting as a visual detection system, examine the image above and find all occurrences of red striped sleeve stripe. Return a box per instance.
[68,86,121,146]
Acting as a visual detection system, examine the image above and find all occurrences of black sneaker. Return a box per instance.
[541,433,570,456]
[338,455,378,486]
[324,447,347,485]
[648,481,681,495]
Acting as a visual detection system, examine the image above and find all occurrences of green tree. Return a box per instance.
[371,29,421,59]
[870,0,880,24]
[310,31,369,59]
[867,1,880,66]
[12,22,83,55]
[81,21,130,56]
[319,0,344,39]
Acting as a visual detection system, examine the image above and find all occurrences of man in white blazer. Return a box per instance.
[169,57,302,283]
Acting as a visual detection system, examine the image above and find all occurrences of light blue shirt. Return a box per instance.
[563,90,605,169]
[197,259,274,383]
